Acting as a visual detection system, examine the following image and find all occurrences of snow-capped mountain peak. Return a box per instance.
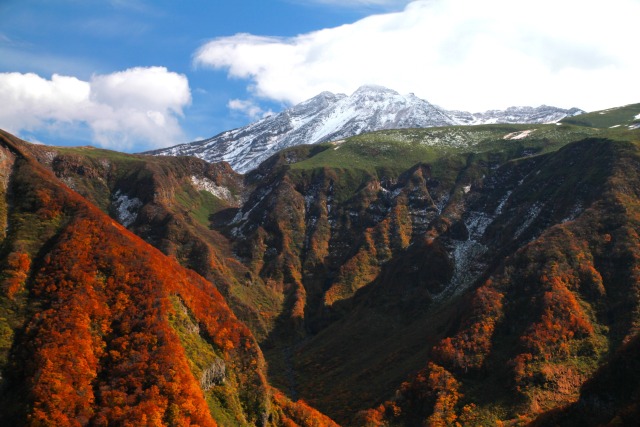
[147,86,583,173]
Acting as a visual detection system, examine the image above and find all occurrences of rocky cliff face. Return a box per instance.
[201,123,639,425]
[2,113,638,426]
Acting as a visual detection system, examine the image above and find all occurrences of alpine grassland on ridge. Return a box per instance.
[560,103,640,129]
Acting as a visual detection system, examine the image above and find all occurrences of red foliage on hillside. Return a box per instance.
[2,251,30,299]
[432,284,504,372]
[22,184,219,425]
[520,272,594,359]
[362,362,461,426]
[0,132,270,426]
[272,389,340,427]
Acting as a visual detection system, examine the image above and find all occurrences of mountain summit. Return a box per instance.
[148,85,583,173]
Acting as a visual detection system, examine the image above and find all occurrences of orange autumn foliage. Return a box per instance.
[272,388,340,427]
[25,216,217,427]
[424,364,461,427]
[0,142,267,426]
[385,363,461,427]
[520,274,594,360]
[3,251,31,299]
[432,284,504,372]
[356,405,387,427]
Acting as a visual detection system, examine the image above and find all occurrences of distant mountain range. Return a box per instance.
[147,85,584,172]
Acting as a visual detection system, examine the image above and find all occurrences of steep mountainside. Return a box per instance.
[148,86,582,173]
[2,107,639,426]
[17,141,282,342]
[0,130,338,426]
[203,122,639,424]
[354,137,640,425]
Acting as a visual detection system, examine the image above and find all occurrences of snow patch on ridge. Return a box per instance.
[190,176,234,203]
[561,202,584,223]
[440,187,517,300]
[230,186,274,236]
[435,195,449,214]
[503,129,535,140]
[441,210,493,300]
[494,190,512,215]
[514,203,543,238]
[449,239,487,293]
[112,190,143,227]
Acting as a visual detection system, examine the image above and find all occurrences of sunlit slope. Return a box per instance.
[18,140,282,341]
[0,130,337,426]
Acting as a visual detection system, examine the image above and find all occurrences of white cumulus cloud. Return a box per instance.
[0,66,191,151]
[194,0,640,112]
[228,98,273,119]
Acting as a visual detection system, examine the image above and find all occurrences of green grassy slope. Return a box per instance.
[561,103,640,129]
[291,123,636,173]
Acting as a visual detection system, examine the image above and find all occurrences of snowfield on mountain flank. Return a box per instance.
[112,189,143,227]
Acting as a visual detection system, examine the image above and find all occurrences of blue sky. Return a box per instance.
[0,0,384,150]
[0,0,638,152]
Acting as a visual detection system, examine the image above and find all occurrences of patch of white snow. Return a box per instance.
[231,187,272,225]
[494,190,513,215]
[514,203,542,238]
[391,188,404,198]
[466,211,492,238]
[438,210,493,300]
[435,195,449,214]
[112,190,143,227]
[561,202,584,223]
[503,129,535,140]
[191,176,235,204]
[448,239,488,293]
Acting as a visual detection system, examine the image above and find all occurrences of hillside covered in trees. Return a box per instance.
[0,104,639,426]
